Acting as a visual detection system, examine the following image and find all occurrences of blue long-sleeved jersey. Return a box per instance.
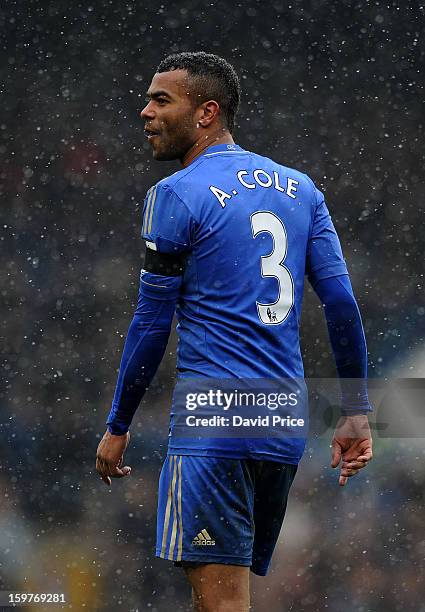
[107,143,371,463]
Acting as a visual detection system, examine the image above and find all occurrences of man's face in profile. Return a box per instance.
[140,69,198,161]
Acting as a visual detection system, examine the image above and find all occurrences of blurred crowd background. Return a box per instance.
[1,0,424,610]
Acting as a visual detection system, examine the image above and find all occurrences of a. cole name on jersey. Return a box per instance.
[209,168,299,208]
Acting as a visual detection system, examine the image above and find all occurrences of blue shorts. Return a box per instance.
[156,454,298,576]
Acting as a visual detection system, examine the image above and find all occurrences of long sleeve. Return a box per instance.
[313,274,372,415]
[106,270,182,435]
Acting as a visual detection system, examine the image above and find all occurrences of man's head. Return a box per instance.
[140,52,240,161]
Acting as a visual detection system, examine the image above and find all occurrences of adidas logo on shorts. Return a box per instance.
[192,529,216,546]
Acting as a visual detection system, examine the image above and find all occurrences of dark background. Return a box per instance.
[1,1,424,610]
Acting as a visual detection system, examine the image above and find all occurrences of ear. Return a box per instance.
[197,100,220,128]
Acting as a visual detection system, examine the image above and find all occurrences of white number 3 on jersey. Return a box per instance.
[250,211,294,325]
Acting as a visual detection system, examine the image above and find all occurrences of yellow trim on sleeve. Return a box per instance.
[147,186,158,234]
[142,187,154,236]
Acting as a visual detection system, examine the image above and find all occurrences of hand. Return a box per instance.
[96,429,132,486]
[331,415,373,486]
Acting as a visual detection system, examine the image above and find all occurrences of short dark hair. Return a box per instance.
[157,51,240,133]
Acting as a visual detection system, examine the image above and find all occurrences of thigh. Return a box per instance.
[251,461,298,576]
[156,455,255,567]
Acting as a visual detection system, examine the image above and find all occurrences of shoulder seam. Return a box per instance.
[159,171,203,224]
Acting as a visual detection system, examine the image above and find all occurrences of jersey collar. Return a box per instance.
[199,143,244,157]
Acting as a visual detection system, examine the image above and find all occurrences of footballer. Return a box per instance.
[96,52,373,611]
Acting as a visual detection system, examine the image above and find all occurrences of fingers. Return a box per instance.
[337,453,371,486]
[96,456,132,486]
[342,459,368,470]
[340,458,367,475]
[357,449,373,462]
[341,447,373,472]
[95,430,131,487]
[113,465,132,478]
[331,433,372,486]
[339,475,348,486]
[96,456,111,487]
[331,440,342,468]
[340,465,360,478]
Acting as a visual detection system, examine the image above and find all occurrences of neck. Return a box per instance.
[181,129,235,168]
